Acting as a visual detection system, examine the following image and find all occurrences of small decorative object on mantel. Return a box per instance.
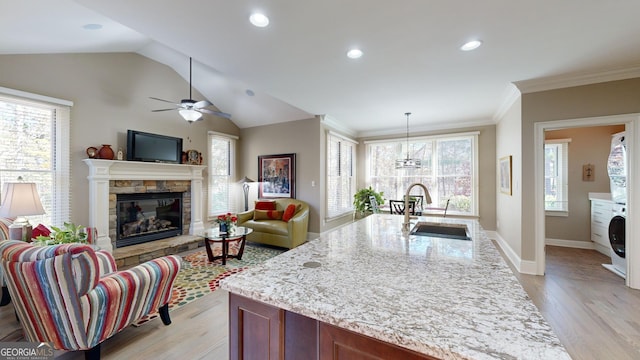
[184,149,203,165]
[117,147,124,161]
[86,147,98,158]
[98,144,115,160]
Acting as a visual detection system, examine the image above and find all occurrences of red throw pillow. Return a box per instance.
[282,204,299,222]
[254,210,283,220]
[255,200,276,211]
[32,224,52,239]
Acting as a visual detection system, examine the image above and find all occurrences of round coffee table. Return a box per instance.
[203,226,253,265]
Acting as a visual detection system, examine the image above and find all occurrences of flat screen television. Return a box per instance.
[126,130,183,163]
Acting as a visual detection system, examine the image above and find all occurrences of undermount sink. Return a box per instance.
[409,222,471,241]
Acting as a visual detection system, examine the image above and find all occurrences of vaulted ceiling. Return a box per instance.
[2,0,640,136]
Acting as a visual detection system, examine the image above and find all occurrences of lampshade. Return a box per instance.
[179,109,203,122]
[396,112,422,169]
[237,176,255,184]
[0,182,46,218]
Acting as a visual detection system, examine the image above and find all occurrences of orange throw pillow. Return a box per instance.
[255,200,276,210]
[282,204,299,222]
[254,209,283,220]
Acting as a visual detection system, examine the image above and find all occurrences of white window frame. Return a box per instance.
[365,131,479,216]
[326,131,357,219]
[0,87,71,226]
[207,131,237,218]
[544,138,570,216]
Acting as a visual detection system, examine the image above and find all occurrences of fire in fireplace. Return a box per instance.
[116,192,183,247]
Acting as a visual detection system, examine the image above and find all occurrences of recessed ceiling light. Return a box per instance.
[245,89,255,97]
[82,23,103,30]
[347,49,363,59]
[460,40,482,51]
[249,13,269,27]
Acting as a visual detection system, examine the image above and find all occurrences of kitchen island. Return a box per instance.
[220,214,569,359]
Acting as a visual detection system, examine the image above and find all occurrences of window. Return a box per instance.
[327,132,356,218]
[366,132,478,215]
[0,88,71,226]
[544,139,569,213]
[208,132,237,217]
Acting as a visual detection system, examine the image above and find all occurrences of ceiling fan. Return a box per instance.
[150,57,231,123]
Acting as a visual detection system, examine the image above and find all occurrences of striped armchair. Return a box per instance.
[0,240,181,360]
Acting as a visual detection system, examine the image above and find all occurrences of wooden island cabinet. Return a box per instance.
[229,293,437,360]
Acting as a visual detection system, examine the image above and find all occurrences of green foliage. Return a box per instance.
[34,222,88,246]
[448,195,471,212]
[353,186,384,216]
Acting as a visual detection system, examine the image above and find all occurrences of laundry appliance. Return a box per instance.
[604,132,627,278]
[604,203,626,278]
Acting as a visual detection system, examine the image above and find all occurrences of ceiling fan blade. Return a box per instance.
[150,97,180,105]
[151,108,179,112]
[194,100,213,108]
[200,108,232,119]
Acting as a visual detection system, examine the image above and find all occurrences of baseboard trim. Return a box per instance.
[545,238,595,249]
[486,231,535,274]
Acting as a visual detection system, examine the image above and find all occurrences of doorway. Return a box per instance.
[534,113,639,288]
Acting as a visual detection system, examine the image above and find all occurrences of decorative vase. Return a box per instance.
[98,144,115,160]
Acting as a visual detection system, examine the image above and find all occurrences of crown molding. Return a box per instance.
[318,114,358,138]
[357,117,495,138]
[493,83,521,122]
[514,64,640,94]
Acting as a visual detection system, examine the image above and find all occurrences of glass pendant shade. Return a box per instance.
[179,109,203,122]
[396,112,422,169]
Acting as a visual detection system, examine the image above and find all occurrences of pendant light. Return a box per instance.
[395,112,422,169]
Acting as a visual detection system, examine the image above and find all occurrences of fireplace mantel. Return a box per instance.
[84,159,206,252]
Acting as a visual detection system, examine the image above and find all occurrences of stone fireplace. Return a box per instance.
[84,159,206,253]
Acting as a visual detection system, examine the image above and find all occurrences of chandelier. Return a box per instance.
[395,112,422,169]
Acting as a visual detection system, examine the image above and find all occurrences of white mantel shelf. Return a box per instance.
[84,159,206,252]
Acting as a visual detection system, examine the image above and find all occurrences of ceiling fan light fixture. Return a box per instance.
[179,109,202,122]
[395,112,422,169]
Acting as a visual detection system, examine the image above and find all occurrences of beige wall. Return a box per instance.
[496,97,523,255]
[0,53,240,227]
[239,118,322,233]
[356,124,497,231]
[520,77,640,260]
[545,125,625,242]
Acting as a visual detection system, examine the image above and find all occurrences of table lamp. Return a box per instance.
[237,176,255,211]
[0,182,46,241]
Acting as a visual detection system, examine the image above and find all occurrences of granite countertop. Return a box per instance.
[220,214,570,360]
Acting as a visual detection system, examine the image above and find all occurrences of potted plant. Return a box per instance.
[34,222,88,245]
[353,186,384,218]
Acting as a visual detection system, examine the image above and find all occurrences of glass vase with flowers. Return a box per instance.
[217,213,237,234]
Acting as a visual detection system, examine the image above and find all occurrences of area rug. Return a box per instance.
[134,241,285,326]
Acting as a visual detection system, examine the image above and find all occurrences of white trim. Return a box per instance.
[545,211,568,217]
[0,86,73,107]
[544,138,572,144]
[208,130,239,140]
[358,118,494,138]
[493,83,521,122]
[534,113,640,288]
[363,130,480,144]
[327,130,358,144]
[514,64,640,94]
[488,230,538,275]
[319,114,358,138]
[546,238,595,249]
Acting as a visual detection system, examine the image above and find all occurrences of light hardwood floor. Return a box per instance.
[1,245,639,359]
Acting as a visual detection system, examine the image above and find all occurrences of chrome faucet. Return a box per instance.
[402,183,432,232]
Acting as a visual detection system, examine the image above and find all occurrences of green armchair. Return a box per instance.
[237,198,309,249]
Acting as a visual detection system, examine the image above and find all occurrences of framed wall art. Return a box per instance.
[258,153,296,199]
[499,155,512,195]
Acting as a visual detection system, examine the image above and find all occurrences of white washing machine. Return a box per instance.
[604,132,627,278]
[603,204,626,278]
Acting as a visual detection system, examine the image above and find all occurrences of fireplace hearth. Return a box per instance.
[116,192,183,248]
